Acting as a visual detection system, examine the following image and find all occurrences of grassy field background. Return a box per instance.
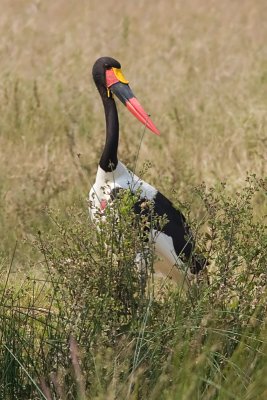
[0,0,266,399]
[1,0,266,259]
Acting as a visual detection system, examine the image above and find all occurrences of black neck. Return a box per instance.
[99,91,119,172]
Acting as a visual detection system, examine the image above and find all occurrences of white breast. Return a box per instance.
[89,162,190,285]
[89,161,157,220]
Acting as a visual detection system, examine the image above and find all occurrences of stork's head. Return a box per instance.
[92,57,160,135]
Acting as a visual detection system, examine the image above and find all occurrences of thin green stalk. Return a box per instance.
[3,344,48,400]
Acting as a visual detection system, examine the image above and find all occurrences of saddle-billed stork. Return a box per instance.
[89,56,206,284]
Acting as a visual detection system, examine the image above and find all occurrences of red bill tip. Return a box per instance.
[126,97,160,135]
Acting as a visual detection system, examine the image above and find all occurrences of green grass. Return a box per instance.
[0,0,267,398]
[1,179,266,399]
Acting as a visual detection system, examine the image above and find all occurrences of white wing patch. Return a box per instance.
[89,162,193,285]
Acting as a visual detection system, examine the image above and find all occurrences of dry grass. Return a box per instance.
[0,3,267,397]
[0,0,266,258]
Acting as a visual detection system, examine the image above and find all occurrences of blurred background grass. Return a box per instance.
[0,2,267,399]
[0,0,266,258]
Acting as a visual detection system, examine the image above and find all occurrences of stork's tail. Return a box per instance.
[190,254,209,275]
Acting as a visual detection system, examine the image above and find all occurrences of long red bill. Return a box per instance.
[125,97,160,135]
[107,76,160,135]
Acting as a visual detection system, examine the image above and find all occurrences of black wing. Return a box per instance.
[111,188,206,274]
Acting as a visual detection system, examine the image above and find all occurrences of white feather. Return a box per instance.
[89,161,157,220]
[89,162,192,285]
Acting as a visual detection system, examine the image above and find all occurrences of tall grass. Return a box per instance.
[1,178,266,399]
[0,0,266,260]
[0,0,267,398]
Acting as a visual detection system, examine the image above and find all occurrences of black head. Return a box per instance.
[92,57,121,89]
[92,56,160,135]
